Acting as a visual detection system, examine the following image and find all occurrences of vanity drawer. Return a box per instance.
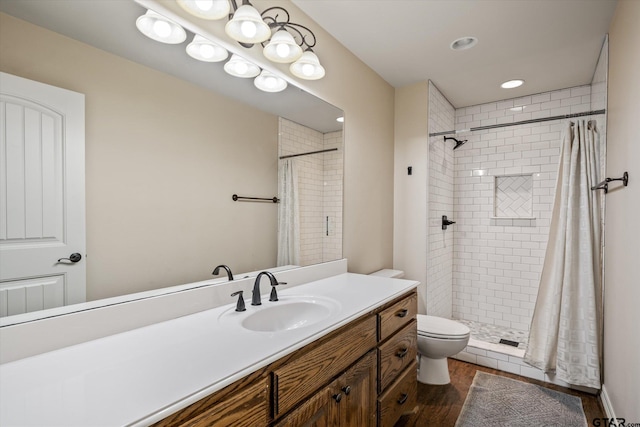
[273,315,377,417]
[173,377,269,427]
[377,292,417,342]
[377,362,417,427]
[377,320,417,393]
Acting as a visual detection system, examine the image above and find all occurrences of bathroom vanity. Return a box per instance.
[0,266,418,426]
[154,290,417,427]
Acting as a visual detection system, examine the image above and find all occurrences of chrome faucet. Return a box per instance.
[252,271,286,305]
[212,264,234,281]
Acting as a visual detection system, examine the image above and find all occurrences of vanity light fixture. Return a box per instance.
[135,10,186,44]
[290,50,325,80]
[177,0,230,20]
[225,3,271,44]
[254,70,287,92]
[179,0,327,80]
[501,79,525,89]
[223,54,261,78]
[186,34,229,62]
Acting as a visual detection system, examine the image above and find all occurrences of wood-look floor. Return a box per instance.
[395,358,605,427]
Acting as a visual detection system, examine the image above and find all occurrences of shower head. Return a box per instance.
[444,136,467,150]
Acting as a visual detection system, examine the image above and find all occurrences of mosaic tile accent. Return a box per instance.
[494,175,533,218]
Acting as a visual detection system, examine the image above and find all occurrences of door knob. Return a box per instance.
[58,253,82,263]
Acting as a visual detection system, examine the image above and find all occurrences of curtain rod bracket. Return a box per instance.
[591,171,629,194]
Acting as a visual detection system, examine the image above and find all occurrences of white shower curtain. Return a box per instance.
[524,120,602,389]
[277,159,300,266]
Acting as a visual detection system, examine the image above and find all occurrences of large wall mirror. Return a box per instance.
[0,0,343,325]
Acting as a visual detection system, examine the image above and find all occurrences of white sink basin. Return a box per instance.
[220,297,341,332]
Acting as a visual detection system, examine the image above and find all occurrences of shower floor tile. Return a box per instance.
[456,319,529,352]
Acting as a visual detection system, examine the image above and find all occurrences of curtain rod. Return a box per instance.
[279,147,338,159]
[429,109,606,137]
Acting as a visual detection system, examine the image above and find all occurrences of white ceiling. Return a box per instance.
[292,0,617,107]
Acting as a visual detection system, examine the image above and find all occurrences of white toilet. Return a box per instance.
[416,314,470,385]
[369,269,471,386]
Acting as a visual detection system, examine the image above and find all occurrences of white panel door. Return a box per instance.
[0,72,85,317]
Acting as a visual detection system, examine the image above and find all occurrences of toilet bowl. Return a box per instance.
[368,270,470,385]
[417,314,470,385]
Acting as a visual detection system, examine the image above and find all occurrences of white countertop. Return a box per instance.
[0,273,417,426]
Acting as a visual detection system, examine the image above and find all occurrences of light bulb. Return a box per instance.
[153,20,171,38]
[276,43,290,58]
[199,44,215,59]
[265,76,277,88]
[235,62,248,75]
[240,21,257,38]
[302,63,314,77]
[195,0,213,11]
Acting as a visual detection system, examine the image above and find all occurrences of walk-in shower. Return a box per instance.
[424,36,608,386]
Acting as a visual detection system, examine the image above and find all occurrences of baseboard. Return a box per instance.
[600,384,619,425]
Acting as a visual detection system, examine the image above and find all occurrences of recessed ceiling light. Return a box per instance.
[450,37,478,51]
[501,79,524,89]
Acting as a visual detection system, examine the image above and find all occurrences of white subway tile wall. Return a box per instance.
[452,84,596,331]
[427,81,455,318]
[278,118,343,266]
[322,131,344,262]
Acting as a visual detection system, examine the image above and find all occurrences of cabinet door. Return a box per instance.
[337,350,377,427]
[274,380,339,427]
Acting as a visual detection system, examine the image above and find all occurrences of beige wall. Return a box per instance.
[0,13,279,301]
[393,83,429,313]
[603,0,640,420]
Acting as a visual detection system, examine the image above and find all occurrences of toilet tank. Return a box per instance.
[369,269,405,279]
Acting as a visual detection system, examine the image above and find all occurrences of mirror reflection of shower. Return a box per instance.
[444,135,467,150]
[277,118,343,267]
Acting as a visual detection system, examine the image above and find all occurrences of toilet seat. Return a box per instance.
[417,314,470,340]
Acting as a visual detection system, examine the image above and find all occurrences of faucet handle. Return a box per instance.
[231,290,246,312]
[269,284,279,302]
[269,282,287,302]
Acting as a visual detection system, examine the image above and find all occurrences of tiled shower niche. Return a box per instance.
[492,174,535,227]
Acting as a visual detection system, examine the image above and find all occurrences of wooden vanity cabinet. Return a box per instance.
[272,316,377,417]
[376,292,418,427]
[152,375,270,427]
[156,290,417,427]
[275,350,377,427]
